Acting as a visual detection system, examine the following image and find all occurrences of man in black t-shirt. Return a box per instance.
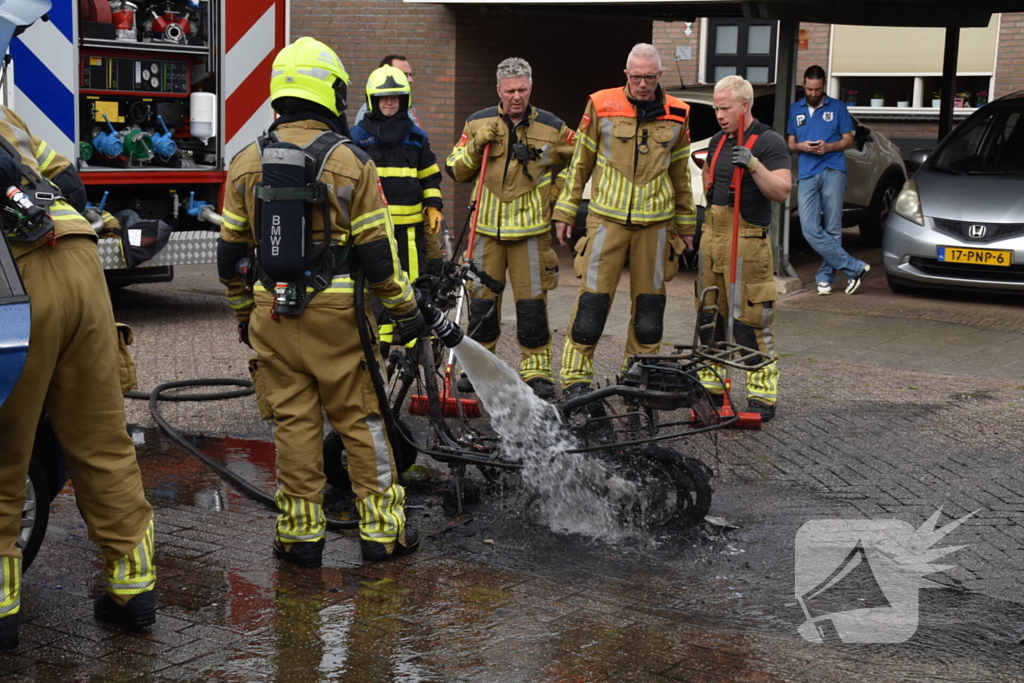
[695,75,792,422]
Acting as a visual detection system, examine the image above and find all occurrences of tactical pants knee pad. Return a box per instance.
[468,298,500,343]
[570,293,610,346]
[516,299,550,349]
[734,320,762,366]
[633,294,666,345]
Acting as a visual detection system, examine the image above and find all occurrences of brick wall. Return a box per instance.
[653,19,702,86]
[995,12,1024,97]
[866,121,939,141]
[795,23,832,83]
[290,0,459,210]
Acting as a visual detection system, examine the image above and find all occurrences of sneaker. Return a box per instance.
[845,265,870,295]
[273,538,325,568]
[0,613,19,651]
[746,399,776,422]
[456,373,475,394]
[527,377,556,400]
[94,590,156,630]
[360,529,421,562]
[817,282,832,296]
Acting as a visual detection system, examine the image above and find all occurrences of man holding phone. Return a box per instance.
[787,65,869,295]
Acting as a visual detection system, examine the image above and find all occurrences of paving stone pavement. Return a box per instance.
[4,241,1024,681]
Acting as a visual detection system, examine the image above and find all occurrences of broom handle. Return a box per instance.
[726,113,746,346]
[465,142,491,262]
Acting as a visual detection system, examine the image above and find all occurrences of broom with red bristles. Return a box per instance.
[409,143,494,419]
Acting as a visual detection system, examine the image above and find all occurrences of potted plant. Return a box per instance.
[845,89,859,105]
[870,92,885,107]
[896,97,910,108]
[954,90,970,108]
[976,90,989,107]
[932,90,942,108]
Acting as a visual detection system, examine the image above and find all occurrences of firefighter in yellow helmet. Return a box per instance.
[552,44,695,400]
[446,57,575,400]
[216,37,424,566]
[0,5,155,651]
[351,65,443,355]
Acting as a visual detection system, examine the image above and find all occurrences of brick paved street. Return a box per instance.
[3,239,1024,682]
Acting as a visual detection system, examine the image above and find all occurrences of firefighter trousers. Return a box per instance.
[559,215,684,388]
[694,204,780,405]
[250,298,407,548]
[0,237,154,613]
[467,232,559,381]
[379,224,427,346]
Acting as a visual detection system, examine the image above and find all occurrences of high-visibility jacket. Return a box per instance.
[446,104,575,241]
[553,86,696,233]
[219,119,416,323]
[0,106,95,258]
[350,118,442,228]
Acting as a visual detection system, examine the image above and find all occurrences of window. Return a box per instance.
[705,18,778,84]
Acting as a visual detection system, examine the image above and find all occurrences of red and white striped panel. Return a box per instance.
[223,0,288,162]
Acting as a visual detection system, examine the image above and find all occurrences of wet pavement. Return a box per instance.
[4,232,1024,681]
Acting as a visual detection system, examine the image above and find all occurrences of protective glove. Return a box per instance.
[394,308,426,345]
[731,145,759,172]
[238,321,252,348]
[472,121,501,153]
[424,207,443,235]
[0,153,21,189]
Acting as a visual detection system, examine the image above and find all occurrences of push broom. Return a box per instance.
[409,143,493,418]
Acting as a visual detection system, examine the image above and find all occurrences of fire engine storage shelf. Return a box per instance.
[80,38,210,55]
[97,230,219,270]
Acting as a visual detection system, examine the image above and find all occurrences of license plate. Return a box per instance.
[937,246,1012,267]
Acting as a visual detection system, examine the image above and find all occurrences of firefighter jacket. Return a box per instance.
[350,115,443,228]
[0,106,95,258]
[219,119,417,323]
[446,104,575,241]
[552,86,696,234]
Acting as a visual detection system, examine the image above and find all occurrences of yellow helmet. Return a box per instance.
[365,65,412,113]
[270,37,350,116]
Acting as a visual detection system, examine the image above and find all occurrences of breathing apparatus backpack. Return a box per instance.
[0,138,60,244]
[253,130,352,316]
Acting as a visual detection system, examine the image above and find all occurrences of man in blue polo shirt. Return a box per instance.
[787,65,870,295]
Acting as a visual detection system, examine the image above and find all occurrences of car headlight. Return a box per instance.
[893,179,924,226]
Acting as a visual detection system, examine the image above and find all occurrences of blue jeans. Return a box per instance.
[798,169,866,285]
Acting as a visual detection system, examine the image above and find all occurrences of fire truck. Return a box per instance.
[6,0,289,285]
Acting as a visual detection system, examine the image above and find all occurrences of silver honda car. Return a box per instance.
[884,92,1024,294]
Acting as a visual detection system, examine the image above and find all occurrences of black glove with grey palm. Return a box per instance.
[394,308,427,346]
[731,145,760,172]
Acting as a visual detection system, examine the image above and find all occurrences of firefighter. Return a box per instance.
[216,37,424,566]
[695,75,791,421]
[552,43,695,399]
[446,57,575,399]
[0,7,156,651]
[351,65,443,352]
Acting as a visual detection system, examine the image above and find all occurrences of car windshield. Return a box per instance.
[931,106,1024,174]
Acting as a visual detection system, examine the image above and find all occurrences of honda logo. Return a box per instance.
[968,224,987,239]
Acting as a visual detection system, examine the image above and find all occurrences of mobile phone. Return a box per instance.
[808,140,821,147]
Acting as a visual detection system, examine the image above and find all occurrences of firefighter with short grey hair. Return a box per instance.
[553,43,695,400]
[446,56,576,400]
[217,37,423,566]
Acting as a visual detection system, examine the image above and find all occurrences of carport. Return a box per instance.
[406,0,1018,277]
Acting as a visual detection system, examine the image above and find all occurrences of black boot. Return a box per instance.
[360,529,421,561]
[94,590,156,630]
[273,538,325,568]
[456,373,475,394]
[527,377,556,400]
[0,613,19,651]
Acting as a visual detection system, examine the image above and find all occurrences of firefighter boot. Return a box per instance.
[274,491,326,568]
[0,556,20,650]
[356,484,419,561]
[274,538,325,568]
[94,590,156,631]
[361,529,421,562]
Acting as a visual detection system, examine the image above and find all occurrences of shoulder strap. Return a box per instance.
[706,132,760,199]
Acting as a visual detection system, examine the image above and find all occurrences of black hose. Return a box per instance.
[132,378,358,530]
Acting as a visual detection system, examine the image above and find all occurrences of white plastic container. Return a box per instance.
[189,92,217,141]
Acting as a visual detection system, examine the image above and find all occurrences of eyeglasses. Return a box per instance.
[403,72,414,81]
[627,73,661,84]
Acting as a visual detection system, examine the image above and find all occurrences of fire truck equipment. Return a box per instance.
[109,0,137,41]
[151,115,177,158]
[93,115,123,157]
[189,91,215,141]
[122,128,154,162]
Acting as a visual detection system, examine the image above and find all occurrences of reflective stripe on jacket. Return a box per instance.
[553,86,696,233]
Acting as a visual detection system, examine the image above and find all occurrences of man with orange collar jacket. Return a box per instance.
[553,43,694,397]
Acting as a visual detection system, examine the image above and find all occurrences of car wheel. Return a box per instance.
[19,457,51,572]
[860,174,904,247]
[886,273,915,295]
